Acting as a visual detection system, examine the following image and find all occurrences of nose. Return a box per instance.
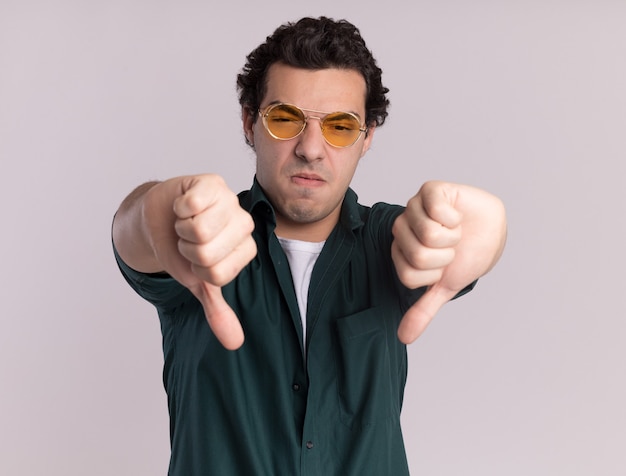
[294,116,326,162]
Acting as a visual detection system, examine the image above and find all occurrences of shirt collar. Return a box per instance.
[338,187,364,232]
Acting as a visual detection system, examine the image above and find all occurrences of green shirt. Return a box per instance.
[115,180,463,475]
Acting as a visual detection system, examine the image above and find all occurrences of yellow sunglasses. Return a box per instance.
[259,103,368,148]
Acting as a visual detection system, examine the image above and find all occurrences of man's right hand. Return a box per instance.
[116,174,257,350]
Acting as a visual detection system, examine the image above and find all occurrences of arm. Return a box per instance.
[391,181,507,344]
[112,174,257,350]
[113,181,163,273]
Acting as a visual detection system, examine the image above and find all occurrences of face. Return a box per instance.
[243,63,375,240]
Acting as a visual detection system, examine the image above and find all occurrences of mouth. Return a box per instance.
[291,173,325,187]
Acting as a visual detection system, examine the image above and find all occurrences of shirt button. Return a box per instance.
[306,441,314,449]
[292,383,300,391]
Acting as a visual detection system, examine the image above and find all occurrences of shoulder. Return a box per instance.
[342,188,404,231]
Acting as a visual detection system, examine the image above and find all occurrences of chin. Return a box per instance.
[285,208,320,224]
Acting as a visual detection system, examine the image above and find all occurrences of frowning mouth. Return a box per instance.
[291,173,325,187]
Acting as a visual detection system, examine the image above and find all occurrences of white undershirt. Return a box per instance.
[277,237,325,346]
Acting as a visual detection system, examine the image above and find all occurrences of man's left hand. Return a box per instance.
[391,181,507,344]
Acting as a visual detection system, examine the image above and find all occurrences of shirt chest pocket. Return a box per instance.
[334,306,400,429]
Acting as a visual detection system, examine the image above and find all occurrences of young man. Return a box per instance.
[113,17,506,476]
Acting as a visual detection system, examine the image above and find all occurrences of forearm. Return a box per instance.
[112,180,167,273]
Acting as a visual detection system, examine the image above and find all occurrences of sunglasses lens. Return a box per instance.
[322,113,363,147]
[264,104,305,139]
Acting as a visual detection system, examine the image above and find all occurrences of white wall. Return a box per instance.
[1,1,624,474]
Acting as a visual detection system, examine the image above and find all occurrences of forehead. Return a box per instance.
[263,63,367,113]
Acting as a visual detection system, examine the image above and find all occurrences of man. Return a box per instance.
[113,16,506,475]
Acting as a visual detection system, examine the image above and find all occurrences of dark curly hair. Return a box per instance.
[236,17,390,129]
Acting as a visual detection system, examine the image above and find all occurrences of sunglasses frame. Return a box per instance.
[258,103,368,148]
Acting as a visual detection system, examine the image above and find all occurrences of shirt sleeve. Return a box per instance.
[112,240,190,312]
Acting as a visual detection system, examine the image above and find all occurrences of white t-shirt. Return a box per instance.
[277,237,325,346]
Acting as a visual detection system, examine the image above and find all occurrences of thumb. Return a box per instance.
[197,283,245,350]
[397,284,456,344]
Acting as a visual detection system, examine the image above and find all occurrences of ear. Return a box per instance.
[360,125,376,157]
[242,106,256,146]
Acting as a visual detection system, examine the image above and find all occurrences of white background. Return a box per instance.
[1,1,625,474]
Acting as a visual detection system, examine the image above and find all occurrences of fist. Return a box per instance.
[145,174,257,350]
[391,181,506,344]
[172,175,257,287]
